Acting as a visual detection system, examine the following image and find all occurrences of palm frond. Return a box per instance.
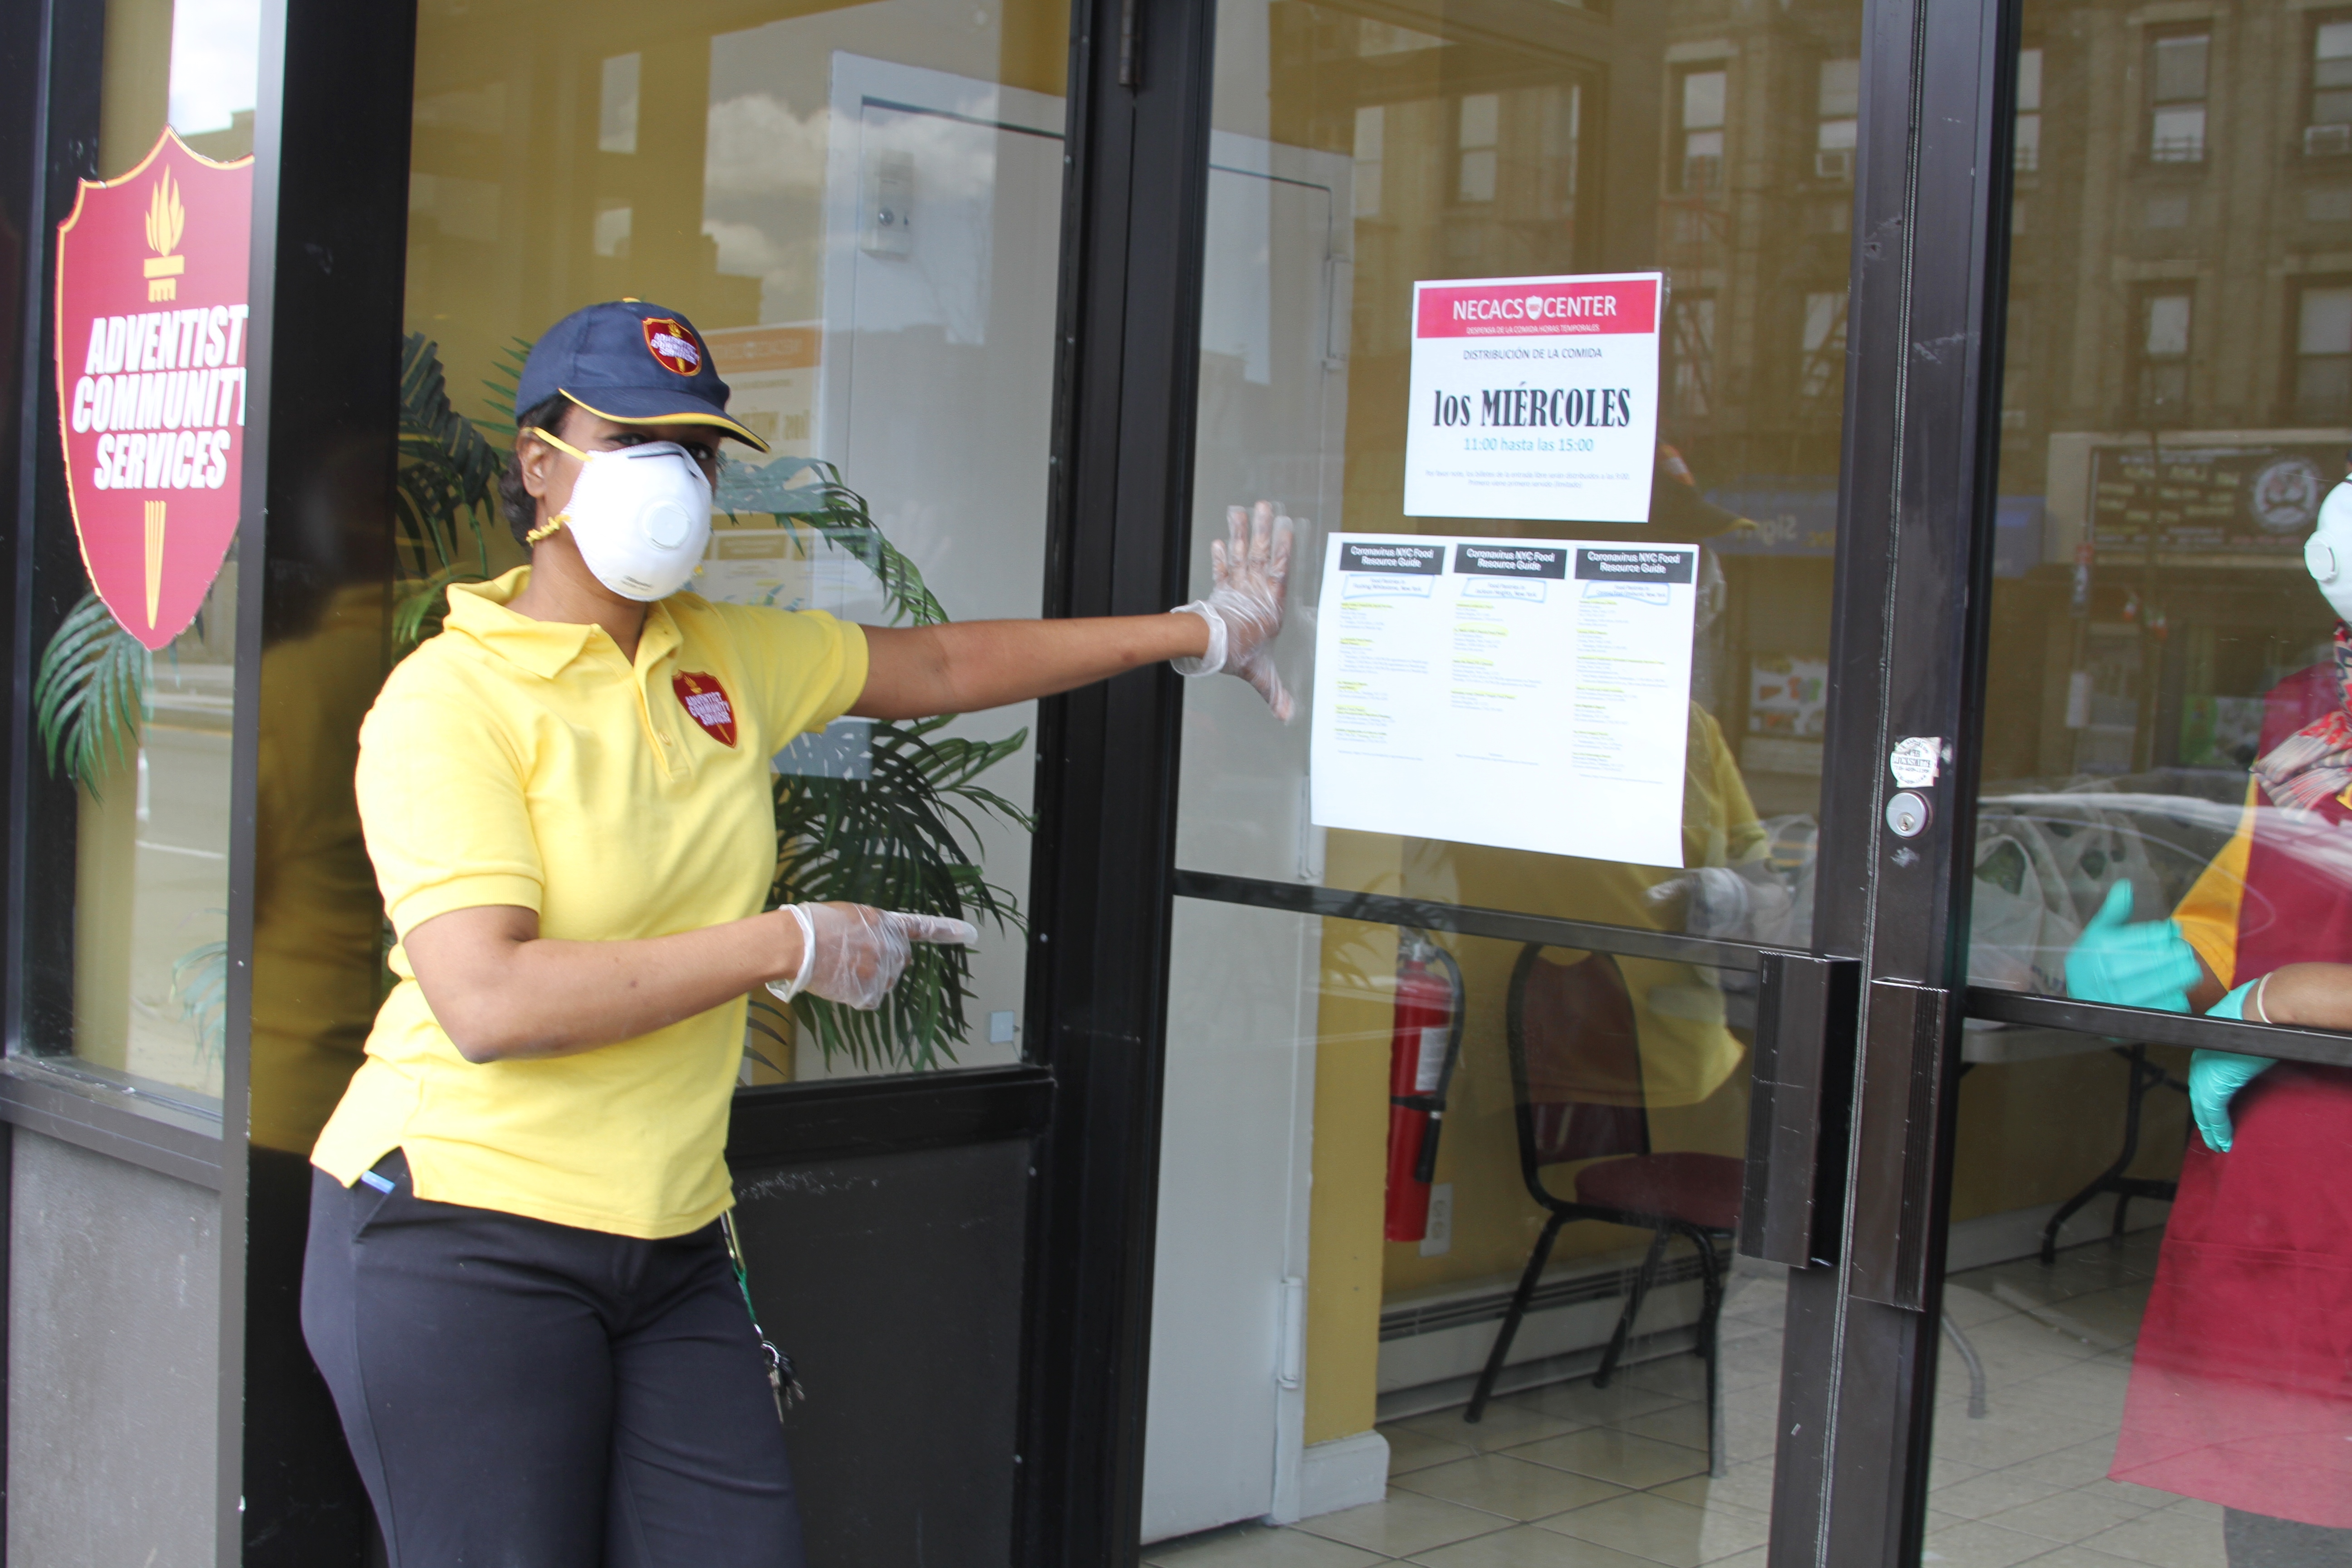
[769,717,1034,1072]
[392,333,505,649]
[395,332,502,589]
[717,456,946,627]
[475,337,533,441]
[31,592,150,790]
[171,935,229,1065]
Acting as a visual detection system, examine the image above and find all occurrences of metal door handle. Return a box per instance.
[1738,952,1861,1268]
[1847,978,1954,1310]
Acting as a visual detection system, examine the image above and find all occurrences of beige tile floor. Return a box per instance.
[1144,1231,2220,1568]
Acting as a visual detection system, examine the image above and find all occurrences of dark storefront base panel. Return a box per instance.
[7,1129,218,1568]
[735,1137,1032,1568]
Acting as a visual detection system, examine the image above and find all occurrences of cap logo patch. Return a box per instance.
[672,671,738,748]
[642,316,703,377]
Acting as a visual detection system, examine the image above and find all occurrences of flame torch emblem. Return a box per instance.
[143,170,186,302]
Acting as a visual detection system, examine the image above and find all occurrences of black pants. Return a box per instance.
[301,1152,806,1568]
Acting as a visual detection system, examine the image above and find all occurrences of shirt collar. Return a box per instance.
[444,568,681,680]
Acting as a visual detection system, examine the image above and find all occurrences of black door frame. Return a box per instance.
[1016,0,2223,1564]
[1772,0,2023,1558]
[1012,0,1220,1551]
[1023,0,2030,1558]
[1768,0,2352,1563]
[1015,0,2036,1558]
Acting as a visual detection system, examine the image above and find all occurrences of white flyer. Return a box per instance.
[1402,272,1663,524]
[1309,532,1698,867]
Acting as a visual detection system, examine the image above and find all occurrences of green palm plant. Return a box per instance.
[391,330,505,646]
[31,590,151,790]
[722,456,1029,1072]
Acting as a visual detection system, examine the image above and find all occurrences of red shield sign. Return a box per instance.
[55,128,253,650]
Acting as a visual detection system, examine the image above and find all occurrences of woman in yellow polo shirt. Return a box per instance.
[300,300,1292,1567]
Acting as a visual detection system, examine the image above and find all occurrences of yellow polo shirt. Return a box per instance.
[311,568,867,1238]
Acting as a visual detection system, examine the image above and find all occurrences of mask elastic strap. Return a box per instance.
[527,425,589,461]
[523,426,588,544]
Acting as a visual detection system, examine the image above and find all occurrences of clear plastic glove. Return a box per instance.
[2189,980,2275,1153]
[2063,883,2202,1012]
[1173,500,1294,720]
[767,903,978,1012]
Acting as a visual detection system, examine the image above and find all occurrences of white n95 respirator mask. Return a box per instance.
[2308,481,2352,624]
[527,428,713,602]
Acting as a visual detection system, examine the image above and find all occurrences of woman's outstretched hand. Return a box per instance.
[770,902,978,1012]
[849,499,1296,722]
[1176,501,1294,720]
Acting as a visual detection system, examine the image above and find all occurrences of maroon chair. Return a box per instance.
[1464,945,1741,1474]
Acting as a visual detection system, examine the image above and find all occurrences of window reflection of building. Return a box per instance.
[1455,93,1499,203]
[1676,67,1725,193]
[2136,286,2192,425]
[1982,1,2352,799]
[1670,294,1715,420]
[1816,57,1858,182]
[2308,19,2352,158]
[2149,30,2210,164]
[2296,281,2352,423]
[2016,46,2044,172]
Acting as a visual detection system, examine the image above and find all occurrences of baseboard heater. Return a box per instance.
[1379,1241,1730,1342]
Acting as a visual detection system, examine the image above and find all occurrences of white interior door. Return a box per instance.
[806,69,1363,1538]
[1144,135,1354,1544]
[806,54,1066,1073]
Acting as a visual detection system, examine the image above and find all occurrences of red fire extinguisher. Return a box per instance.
[1386,931,1465,1243]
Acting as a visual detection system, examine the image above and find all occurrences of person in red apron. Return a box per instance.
[2066,493,2352,1561]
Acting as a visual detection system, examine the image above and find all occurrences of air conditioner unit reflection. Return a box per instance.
[2308,123,2352,157]
[1814,148,1854,180]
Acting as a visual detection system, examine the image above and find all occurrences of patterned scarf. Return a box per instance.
[2252,622,2352,810]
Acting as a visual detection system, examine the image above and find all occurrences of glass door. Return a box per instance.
[1133,0,1871,1560]
[1930,5,2352,1567]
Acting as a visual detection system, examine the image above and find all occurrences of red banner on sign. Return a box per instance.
[1414,277,1658,339]
[54,128,253,650]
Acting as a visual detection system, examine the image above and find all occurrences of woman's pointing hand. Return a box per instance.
[771,903,979,1012]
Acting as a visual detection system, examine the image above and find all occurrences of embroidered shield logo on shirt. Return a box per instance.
[672,671,738,747]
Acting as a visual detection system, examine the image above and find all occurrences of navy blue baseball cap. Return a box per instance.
[514,299,769,452]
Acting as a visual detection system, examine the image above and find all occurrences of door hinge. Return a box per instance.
[1119,0,1142,87]
[1277,1276,1305,1389]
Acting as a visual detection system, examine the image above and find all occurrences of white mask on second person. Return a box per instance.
[530,429,713,602]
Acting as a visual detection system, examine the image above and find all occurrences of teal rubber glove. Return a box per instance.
[2063,883,2202,1012]
[2189,980,2275,1154]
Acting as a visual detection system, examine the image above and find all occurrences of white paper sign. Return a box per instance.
[1309,532,1698,867]
[1402,272,1663,524]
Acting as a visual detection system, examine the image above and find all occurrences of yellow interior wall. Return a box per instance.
[1303,908,1397,1447]
[71,781,137,1069]
[998,0,1068,98]
[100,0,173,176]
[1947,1045,2189,1222]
